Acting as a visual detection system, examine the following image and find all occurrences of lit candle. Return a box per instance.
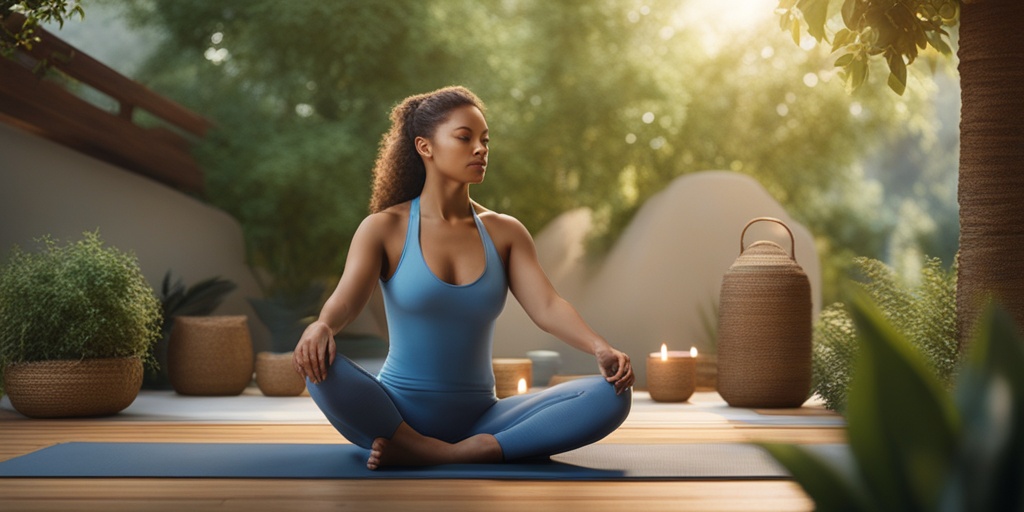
[492,358,533,398]
[646,343,697,402]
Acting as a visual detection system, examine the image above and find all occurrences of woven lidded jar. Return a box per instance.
[717,217,811,408]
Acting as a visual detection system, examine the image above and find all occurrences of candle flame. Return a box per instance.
[517,378,528,394]
[691,346,698,357]
[660,343,668,361]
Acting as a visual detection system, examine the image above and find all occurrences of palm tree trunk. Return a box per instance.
[956,0,1024,350]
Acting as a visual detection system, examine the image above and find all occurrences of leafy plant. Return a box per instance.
[158,270,237,337]
[248,283,324,354]
[143,270,237,389]
[777,0,958,95]
[762,291,1024,511]
[812,256,956,411]
[1,0,85,56]
[0,231,162,379]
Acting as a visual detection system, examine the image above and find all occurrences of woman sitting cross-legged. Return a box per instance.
[293,86,634,470]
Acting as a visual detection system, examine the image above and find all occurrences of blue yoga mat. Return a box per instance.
[0,442,848,480]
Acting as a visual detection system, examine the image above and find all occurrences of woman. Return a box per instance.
[293,86,634,470]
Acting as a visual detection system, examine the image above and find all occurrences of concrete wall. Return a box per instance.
[0,122,270,351]
[492,171,821,387]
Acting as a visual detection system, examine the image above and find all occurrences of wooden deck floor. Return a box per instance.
[0,391,844,511]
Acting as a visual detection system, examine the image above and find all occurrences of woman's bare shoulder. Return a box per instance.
[357,201,411,238]
[474,203,531,242]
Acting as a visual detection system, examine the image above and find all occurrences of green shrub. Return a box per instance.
[812,256,957,411]
[0,232,162,376]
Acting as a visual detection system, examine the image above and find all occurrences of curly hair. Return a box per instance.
[369,86,486,213]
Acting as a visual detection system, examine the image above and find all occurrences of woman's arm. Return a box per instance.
[502,216,634,394]
[293,214,389,383]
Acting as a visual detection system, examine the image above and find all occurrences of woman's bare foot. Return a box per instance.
[366,422,503,470]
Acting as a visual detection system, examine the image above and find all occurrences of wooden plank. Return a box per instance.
[0,56,203,192]
[2,12,212,137]
[0,480,813,512]
[0,396,832,511]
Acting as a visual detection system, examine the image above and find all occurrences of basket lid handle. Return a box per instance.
[740,217,796,260]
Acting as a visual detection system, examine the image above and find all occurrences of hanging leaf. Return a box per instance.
[885,51,907,96]
[831,28,855,53]
[926,30,952,56]
[796,0,829,42]
[847,57,868,92]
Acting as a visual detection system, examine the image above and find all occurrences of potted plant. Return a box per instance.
[0,231,162,418]
[144,270,236,390]
[248,284,323,396]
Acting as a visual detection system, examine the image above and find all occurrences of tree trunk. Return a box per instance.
[957,0,1024,350]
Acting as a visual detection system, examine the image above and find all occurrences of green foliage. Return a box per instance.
[812,302,858,411]
[143,270,237,389]
[113,0,945,302]
[763,293,1024,511]
[812,255,956,411]
[158,270,237,338]
[248,283,324,354]
[0,232,163,374]
[1,0,85,55]
[777,0,959,95]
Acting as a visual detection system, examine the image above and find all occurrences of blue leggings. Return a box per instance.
[306,356,632,461]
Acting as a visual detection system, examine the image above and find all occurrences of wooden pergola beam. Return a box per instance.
[1,12,211,194]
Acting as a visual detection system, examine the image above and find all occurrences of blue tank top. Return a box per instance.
[377,196,508,394]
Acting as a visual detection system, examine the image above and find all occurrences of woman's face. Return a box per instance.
[417,105,489,184]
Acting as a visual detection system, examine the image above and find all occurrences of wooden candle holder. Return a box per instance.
[492,358,532,398]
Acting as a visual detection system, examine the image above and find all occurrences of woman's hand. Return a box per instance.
[595,345,634,395]
[293,321,336,384]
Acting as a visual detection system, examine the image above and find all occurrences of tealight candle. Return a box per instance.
[646,344,697,402]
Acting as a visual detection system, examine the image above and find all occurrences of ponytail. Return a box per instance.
[369,86,485,213]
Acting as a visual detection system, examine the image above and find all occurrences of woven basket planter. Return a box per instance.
[717,217,812,408]
[2,357,143,418]
[167,316,254,396]
[255,351,306,396]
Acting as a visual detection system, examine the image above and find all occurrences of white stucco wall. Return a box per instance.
[0,124,821,386]
[492,171,821,387]
[0,122,270,351]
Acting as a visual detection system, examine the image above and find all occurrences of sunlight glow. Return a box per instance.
[682,0,775,29]
[204,47,230,65]
[677,0,778,52]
